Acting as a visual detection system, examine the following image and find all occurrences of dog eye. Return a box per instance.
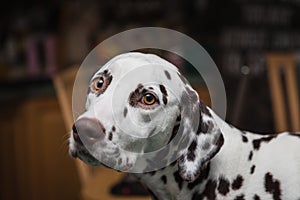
[92,77,105,91]
[90,74,112,95]
[93,77,104,90]
[90,71,113,96]
[142,93,157,105]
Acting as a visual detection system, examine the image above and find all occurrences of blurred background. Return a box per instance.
[0,0,299,199]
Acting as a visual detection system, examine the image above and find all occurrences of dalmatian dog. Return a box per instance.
[69,52,300,200]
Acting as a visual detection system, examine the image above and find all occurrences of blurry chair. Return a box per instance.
[53,66,95,199]
[266,53,300,132]
[53,66,150,200]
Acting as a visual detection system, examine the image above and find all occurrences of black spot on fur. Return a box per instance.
[218,176,230,196]
[118,158,122,165]
[164,70,171,80]
[192,192,202,200]
[123,107,128,118]
[141,88,148,94]
[160,175,167,184]
[253,194,261,200]
[215,133,224,150]
[187,163,210,190]
[142,114,151,123]
[108,132,113,141]
[173,171,184,190]
[197,106,212,134]
[111,126,116,132]
[201,122,209,133]
[176,115,181,122]
[201,121,213,134]
[196,115,203,136]
[163,96,168,105]
[159,84,168,96]
[289,133,300,138]
[242,135,248,143]
[137,84,143,89]
[96,69,109,77]
[179,87,199,135]
[234,194,245,200]
[232,175,244,190]
[189,133,223,174]
[159,84,168,105]
[265,172,282,200]
[192,179,217,200]
[248,151,253,161]
[203,180,217,200]
[187,140,197,161]
[252,135,277,150]
[250,165,256,174]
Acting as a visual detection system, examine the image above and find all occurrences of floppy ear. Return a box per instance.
[177,85,224,183]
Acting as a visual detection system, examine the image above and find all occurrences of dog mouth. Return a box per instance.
[70,143,136,171]
[69,146,101,166]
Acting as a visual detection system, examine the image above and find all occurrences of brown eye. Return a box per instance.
[93,77,104,91]
[90,71,112,95]
[142,93,156,105]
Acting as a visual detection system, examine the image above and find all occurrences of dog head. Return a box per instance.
[69,52,223,182]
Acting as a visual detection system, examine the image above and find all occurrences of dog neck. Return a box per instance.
[134,160,212,200]
[132,108,234,200]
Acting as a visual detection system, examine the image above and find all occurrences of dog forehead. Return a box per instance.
[90,52,187,103]
[94,52,178,79]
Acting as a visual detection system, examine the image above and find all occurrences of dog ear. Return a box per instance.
[177,84,224,183]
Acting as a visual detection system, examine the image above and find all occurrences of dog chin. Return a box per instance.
[69,148,102,166]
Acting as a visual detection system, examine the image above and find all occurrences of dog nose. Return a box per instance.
[72,124,83,145]
[72,117,105,144]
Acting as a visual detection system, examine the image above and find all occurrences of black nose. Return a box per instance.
[72,117,105,145]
